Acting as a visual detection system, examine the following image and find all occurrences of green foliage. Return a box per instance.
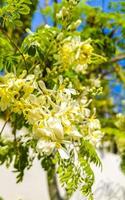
[56,140,101,199]
[0,0,31,27]
[0,137,36,182]
[79,140,101,167]
[41,154,55,180]
[0,34,14,71]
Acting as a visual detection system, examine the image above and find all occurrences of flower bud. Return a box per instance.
[56,10,62,19]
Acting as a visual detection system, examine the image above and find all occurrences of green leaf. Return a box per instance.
[19,5,30,15]
[14,20,23,27]
[28,45,36,56]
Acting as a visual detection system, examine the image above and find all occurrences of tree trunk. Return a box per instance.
[47,174,64,200]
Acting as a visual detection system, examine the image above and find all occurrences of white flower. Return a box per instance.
[36,140,55,155]
[82,108,90,118]
[75,64,88,73]
[80,96,88,104]
[47,117,64,141]
[45,24,51,28]
[92,130,102,138]
[91,78,101,88]
[91,130,102,144]
[64,88,76,95]
[26,74,35,81]
[27,108,43,124]
[61,116,71,127]
[35,127,52,138]
[56,10,62,19]
[88,119,101,130]
[34,117,64,141]
[70,127,82,139]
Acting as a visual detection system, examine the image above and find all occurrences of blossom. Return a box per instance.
[88,119,101,130]
[0,72,102,154]
[59,37,93,71]
[0,88,12,111]
[36,140,56,155]
[33,117,64,142]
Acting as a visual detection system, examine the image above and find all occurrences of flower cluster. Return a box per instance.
[0,72,36,112]
[0,72,102,155]
[59,37,93,73]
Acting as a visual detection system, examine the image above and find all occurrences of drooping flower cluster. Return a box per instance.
[0,72,102,155]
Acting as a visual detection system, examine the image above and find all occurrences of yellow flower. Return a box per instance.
[59,37,94,71]
[0,88,13,111]
[81,43,93,57]
[12,100,27,114]
[59,42,74,68]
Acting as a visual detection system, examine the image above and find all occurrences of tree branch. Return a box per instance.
[108,53,125,64]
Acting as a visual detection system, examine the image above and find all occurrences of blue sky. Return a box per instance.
[31,0,110,31]
[31,0,44,31]
[31,0,56,31]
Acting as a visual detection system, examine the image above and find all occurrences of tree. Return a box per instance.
[0,0,125,200]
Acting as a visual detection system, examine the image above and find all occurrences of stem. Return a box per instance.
[5,33,27,70]
[12,124,17,143]
[0,120,8,136]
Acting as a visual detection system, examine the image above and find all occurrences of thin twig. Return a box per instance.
[0,27,28,71]
[0,120,8,136]
[12,125,17,143]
